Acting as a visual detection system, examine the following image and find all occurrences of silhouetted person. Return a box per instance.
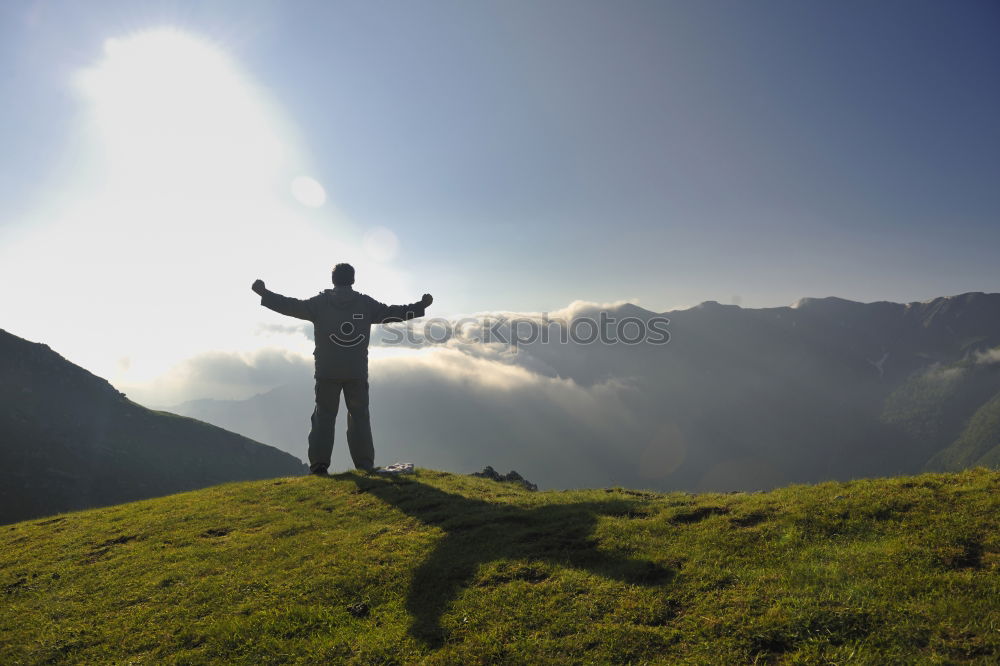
[252,263,432,474]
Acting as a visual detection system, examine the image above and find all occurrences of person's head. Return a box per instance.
[332,263,355,287]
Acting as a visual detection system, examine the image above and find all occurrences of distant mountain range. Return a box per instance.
[0,329,306,524]
[172,292,1000,491]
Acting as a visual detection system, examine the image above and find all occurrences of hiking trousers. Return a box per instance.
[308,378,374,472]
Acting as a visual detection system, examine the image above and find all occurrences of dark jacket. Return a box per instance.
[260,286,425,378]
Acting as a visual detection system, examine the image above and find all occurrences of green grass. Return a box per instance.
[2,468,999,664]
[929,391,1000,471]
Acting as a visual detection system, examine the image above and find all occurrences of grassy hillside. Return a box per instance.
[881,353,1000,475]
[2,468,998,664]
[928,391,1000,471]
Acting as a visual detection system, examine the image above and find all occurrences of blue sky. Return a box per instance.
[1,0,998,384]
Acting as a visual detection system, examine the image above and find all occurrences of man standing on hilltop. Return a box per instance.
[252,263,432,475]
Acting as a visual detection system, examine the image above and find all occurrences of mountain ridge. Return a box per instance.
[171,291,1000,491]
[0,328,307,525]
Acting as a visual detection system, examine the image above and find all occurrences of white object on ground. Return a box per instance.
[378,462,415,474]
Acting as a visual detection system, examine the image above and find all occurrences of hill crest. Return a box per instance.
[2,467,997,663]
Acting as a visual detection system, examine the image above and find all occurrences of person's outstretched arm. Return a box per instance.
[252,279,315,321]
[371,293,433,324]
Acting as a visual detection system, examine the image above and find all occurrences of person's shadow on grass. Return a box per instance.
[336,473,675,646]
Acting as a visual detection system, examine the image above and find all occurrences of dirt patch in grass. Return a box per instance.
[730,511,770,528]
[83,534,138,562]
[670,506,730,524]
[478,562,550,586]
[938,536,984,570]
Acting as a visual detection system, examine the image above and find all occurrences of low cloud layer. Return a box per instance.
[975,347,1000,365]
[162,342,657,489]
[122,347,312,406]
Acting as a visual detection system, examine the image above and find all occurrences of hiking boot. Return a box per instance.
[309,466,329,476]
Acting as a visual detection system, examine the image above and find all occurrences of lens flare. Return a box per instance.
[291,175,327,207]
[363,226,400,262]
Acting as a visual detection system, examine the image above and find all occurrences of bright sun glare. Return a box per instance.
[1,27,409,400]
[77,29,288,197]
